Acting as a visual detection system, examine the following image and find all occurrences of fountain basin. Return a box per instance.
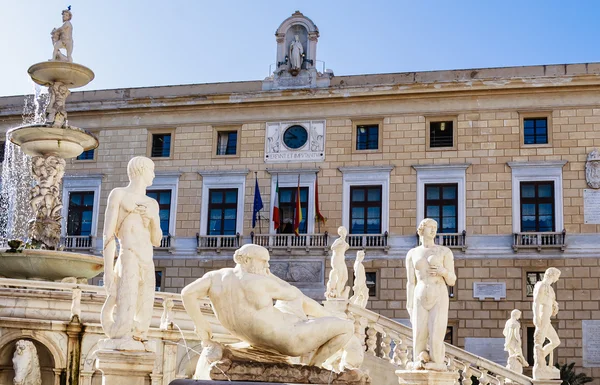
[0,249,103,282]
[8,124,99,158]
[28,61,95,88]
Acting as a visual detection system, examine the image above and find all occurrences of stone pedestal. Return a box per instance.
[395,370,459,385]
[532,380,562,385]
[95,349,155,385]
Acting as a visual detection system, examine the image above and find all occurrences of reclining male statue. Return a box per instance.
[181,244,361,378]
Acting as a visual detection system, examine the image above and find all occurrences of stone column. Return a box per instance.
[52,368,62,385]
[79,371,93,385]
[161,333,180,385]
[65,321,82,385]
[95,350,155,385]
[396,370,459,385]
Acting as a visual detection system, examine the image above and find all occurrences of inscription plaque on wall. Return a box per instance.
[584,189,600,224]
[583,320,600,367]
[264,121,326,163]
[464,338,507,365]
[473,282,506,301]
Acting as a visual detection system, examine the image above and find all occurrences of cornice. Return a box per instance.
[266,168,320,175]
[338,166,394,173]
[197,169,249,177]
[412,163,472,171]
[507,160,568,169]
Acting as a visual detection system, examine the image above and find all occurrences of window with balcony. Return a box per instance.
[208,188,238,235]
[520,181,555,232]
[425,184,458,233]
[146,189,172,235]
[67,191,94,236]
[150,133,172,158]
[350,185,382,234]
[277,187,308,234]
[216,131,238,155]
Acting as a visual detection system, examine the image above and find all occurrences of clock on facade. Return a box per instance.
[282,125,308,149]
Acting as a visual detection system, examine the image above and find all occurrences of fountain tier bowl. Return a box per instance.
[28,61,95,88]
[8,124,99,158]
[0,249,103,281]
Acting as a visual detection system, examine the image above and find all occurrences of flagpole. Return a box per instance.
[316,171,320,234]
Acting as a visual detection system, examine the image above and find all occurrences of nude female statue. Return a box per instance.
[406,218,456,371]
[349,250,369,308]
[325,226,350,299]
[504,309,528,374]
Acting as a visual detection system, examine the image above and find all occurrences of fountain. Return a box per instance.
[0,7,103,282]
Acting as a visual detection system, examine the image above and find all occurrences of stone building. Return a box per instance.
[1,10,600,382]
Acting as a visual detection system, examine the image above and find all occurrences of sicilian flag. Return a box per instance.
[315,172,325,223]
[272,176,280,230]
[293,175,302,236]
[252,175,263,228]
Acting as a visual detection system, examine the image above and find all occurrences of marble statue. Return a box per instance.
[28,155,66,249]
[325,226,351,299]
[586,149,600,189]
[160,298,175,330]
[45,82,70,127]
[503,309,528,374]
[406,218,456,371]
[12,340,42,385]
[100,156,163,351]
[181,244,356,370]
[349,250,369,308]
[51,7,73,62]
[532,267,561,380]
[289,34,304,70]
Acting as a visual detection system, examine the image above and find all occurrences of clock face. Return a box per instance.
[283,125,308,149]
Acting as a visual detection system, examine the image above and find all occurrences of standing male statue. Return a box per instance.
[406,218,456,371]
[181,244,357,376]
[503,309,528,374]
[100,156,163,351]
[289,34,304,70]
[51,8,74,62]
[532,267,561,380]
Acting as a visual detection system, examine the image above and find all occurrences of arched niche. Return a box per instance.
[0,335,62,385]
[275,11,320,71]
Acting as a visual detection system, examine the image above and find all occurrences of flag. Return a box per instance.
[272,176,280,230]
[293,175,302,236]
[315,172,325,223]
[252,175,263,228]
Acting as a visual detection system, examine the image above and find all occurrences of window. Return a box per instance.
[524,118,548,145]
[526,272,544,297]
[155,269,164,291]
[520,181,554,232]
[146,190,172,235]
[277,187,308,234]
[350,185,382,234]
[76,149,95,161]
[216,131,238,155]
[356,124,379,150]
[366,271,377,297]
[425,184,458,233]
[199,170,246,236]
[150,133,171,158]
[208,188,238,235]
[429,121,454,148]
[67,191,94,235]
[444,326,454,345]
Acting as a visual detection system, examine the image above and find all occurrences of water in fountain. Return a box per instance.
[0,84,48,245]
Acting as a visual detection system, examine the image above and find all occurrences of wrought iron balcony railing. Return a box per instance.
[154,234,174,252]
[415,230,467,251]
[513,230,566,252]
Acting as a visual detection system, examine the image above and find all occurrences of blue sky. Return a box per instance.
[1,0,598,97]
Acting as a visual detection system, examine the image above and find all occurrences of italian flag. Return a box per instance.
[272,177,280,230]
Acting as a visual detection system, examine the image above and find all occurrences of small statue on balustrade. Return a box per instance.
[325,226,350,300]
[349,250,369,308]
[503,309,528,375]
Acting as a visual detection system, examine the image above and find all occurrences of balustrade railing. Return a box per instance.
[347,232,389,252]
[62,235,94,251]
[513,230,566,252]
[415,231,467,251]
[196,233,241,252]
[154,234,173,251]
[250,232,328,252]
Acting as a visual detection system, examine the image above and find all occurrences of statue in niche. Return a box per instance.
[349,250,369,308]
[100,156,163,351]
[406,218,456,371]
[51,7,73,62]
[181,244,361,377]
[325,226,350,299]
[503,309,528,375]
[532,267,561,380]
[289,34,304,72]
[12,340,42,385]
[585,149,600,189]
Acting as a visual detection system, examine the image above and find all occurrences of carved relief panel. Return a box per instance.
[265,120,325,163]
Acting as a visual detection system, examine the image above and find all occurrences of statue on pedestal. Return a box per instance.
[532,267,561,380]
[51,7,74,62]
[12,340,42,385]
[100,156,163,351]
[325,226,350,299]
[349,250,369,308]
[503,309,528,374]
[289,34,304,71]
[406,218,456,371]
[181,244,361,378]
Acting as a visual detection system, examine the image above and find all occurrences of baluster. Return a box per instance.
[381,329,392,361]
[461,366,473,385]
[447,357,460,385]
[478,371,490,385]
[354,316,368,352]
[396,336,409,368]
[366,323,377,356]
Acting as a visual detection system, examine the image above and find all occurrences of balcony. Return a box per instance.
[154,234,174,253]
[62,235,94,251]
[347,232,389,252]
[513,230,566,252]
[251,232,329,253]
[196,233,241,253]
[415,230,467,251]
